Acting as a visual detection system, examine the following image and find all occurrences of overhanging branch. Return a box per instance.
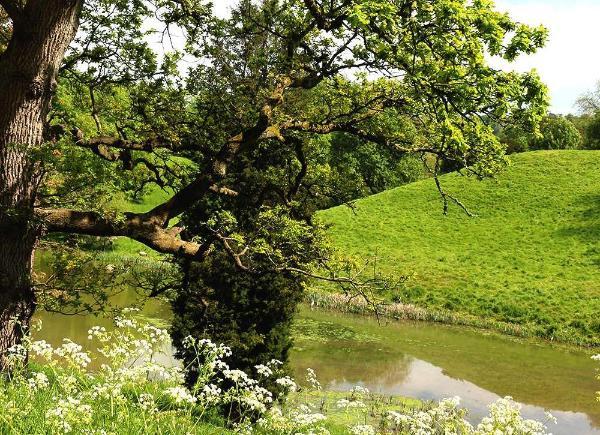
[36,208,213,260]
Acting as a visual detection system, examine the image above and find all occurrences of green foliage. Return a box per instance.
[530,115,582,150]
[495,124,532,154]
[171,253,303,396]
[496,115,581,153]
[37,0,552,403]
[583,112,600,150]
[318,151,600,345]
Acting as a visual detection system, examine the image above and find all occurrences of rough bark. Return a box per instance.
[0,0,81,369]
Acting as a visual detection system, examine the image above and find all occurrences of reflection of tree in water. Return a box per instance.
[291,341,414,389]
[291,316,414,388]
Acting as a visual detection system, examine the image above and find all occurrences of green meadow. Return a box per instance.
[318,150,600,345]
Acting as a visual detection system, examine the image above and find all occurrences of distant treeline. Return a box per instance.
[496,83,600,153]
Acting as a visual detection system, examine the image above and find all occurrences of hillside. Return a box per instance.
[318,150,600,345]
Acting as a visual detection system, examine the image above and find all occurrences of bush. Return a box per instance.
[583,112,600,150]
[530,115,582,150]
[170,253,303,398]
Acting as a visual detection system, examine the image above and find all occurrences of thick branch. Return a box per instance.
[302,0,348,31]
[35,78,294,260]
[281,120,438,154]
[140,76,292,227]
[36,208,212,260]
[76,132,169,152]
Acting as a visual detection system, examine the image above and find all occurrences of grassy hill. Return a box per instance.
[317,150,600,345]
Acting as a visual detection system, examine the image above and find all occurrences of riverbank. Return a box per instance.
[304,289,600,348]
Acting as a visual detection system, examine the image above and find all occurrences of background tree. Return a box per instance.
[0,0,548,369]
[575,82,600,150]
[495,114,581,153]
[530,115,581,150]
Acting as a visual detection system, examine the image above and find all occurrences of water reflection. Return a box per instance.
[292,309,600,435]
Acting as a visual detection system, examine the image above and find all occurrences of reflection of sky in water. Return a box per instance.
[323,358,599,435]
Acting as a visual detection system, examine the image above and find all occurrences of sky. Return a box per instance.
[212,0,600,114]
[493,0,600,114]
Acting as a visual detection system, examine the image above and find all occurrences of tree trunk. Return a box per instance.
[0,0,81,369]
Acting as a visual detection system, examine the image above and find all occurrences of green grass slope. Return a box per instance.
[318,150,600,345]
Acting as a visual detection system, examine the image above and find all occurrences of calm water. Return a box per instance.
[34,296,600,435]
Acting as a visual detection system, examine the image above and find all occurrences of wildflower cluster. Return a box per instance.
[384,396,555,435]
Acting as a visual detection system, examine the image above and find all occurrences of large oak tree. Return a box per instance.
[0,0,547,368]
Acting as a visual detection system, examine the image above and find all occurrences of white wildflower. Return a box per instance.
[275,376,297,392]
[387,410,410,426]
[200,384,222,404]
[91,382,125,403]
[114,316,137,329]
[46,397,92,434]
[306,368,321,391]
[348,424,375,435]
[255,364,273,377]
[138,393,157,414]
[224,369,251,384]
[351,385,369,395]
[26,372,49,391]
[336,398,366,409]
[182,336,196,349]
[30,339,53,360]
[57,374,79,395]
[165,386,197,406]
[6,343,27,366]
[54,339,91,368]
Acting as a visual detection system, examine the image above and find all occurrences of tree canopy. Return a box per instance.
[0,0,548,366]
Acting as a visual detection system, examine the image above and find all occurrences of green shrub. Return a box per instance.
[170,253,303,397]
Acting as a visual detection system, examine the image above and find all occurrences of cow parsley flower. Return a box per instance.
[46,398,92,434]
[348,424,375,435]
[138,393,157,414]
[200,383,222,405]
[351,385,369,395]
[336,399,366,409]
[275,376,297,392]
[6,343,27,367]
[306,368,321,391]
[54,339,91,368]
[255,364,273,377]
[182,335,196,349]
[165,386,197,406]
[26,372,49,391]
[30,339,53,360]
